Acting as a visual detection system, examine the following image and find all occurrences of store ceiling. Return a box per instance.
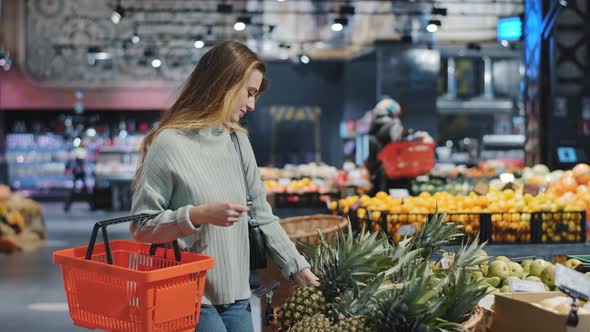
[20,0,524,84]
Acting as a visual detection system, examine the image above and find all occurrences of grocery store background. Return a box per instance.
[1,0,590,331]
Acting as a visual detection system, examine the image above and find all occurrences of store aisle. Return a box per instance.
[0,203,262,332]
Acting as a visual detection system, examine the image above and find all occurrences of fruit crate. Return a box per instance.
[489,212,534,244]
[537,211,586,243]
[350,209,487,244]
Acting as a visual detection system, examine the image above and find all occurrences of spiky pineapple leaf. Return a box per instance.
[414,207,463,256]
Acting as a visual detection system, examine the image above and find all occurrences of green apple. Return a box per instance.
[495,256,511,263]
[544,285,551,291]
[541,265,556,288]
[500,285,511,293]
[585,272,590,277]
[521,259,533,273]
[529,259,549,277]
[525,276,542,282]
[483,277,501,288]
[509,262,525,278]
[565,259,582,271]
[482,265,489,277]
[488,260,510,279]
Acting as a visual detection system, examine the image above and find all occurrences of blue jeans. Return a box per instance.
[196,299,254,332]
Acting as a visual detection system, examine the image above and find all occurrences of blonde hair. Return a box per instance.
[134,41,269,186]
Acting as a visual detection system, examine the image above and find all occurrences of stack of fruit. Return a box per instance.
[263,178,323,194]
[275,212,490,331]
[474,256,586,293]
[330,188,586,244]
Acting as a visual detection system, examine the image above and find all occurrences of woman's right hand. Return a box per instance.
[189,202,250,227]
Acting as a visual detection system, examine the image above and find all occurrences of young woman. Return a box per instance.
[130,41,319,332]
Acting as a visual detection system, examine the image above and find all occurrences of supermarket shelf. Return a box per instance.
[441,242,590,261]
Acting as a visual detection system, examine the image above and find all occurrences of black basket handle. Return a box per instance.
[85,213,182,264]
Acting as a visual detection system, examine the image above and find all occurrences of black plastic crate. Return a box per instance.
[489,212,534,244]
[537,211,586,244]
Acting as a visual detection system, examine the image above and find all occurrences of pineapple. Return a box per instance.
[288,313,332,332]
[332,315,374,332]
[276,285,328,331]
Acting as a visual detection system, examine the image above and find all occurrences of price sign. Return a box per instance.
[508,278,545,293]
[397,224,417,236]
[555,264,590,301]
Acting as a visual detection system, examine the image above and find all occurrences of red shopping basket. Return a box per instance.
[53,214,214,332]
[378,141,435,179]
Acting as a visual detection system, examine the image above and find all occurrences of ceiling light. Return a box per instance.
[332,17,348,32]
[131,34,140,44]
[234,16,251,31]
[234,22,246,31]
[300,54,310,64]
[331,23,343,32]
[151,59,161,68]
[501,40,509,47]
[426,19,441,33]
[194,39,205,49]
[73,137,81,147]
[111,3,125,24]
[86,128,96,137]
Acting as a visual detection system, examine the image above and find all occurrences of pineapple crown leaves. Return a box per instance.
[451,234,488,269]
[372,264,440,332]
[414,207,463,255]
[431,268,488,324]
[332,273,387,320]
[383,237,425,283]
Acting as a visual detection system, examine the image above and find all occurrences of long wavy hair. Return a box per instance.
[135,41,269,185]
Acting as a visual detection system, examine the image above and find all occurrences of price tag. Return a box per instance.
[473,181,489,195]
[508,278,545,293]
[437,256,454,269]
[523,184,540,196]
[397,224,417,236]
[555,263,590,301]
[389,189,409,199]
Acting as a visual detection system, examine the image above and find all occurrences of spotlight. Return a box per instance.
[300,54,310,64]
[501,40,509,47]
[234,16,251,31]
[73,137,82,147]
[151,59,162,68]
[194,38,205,49]
[86,128,96,137]
[426,19,441,33]
[234,22,246,31]
[332,17,348,31]
[131,34,140,44]
[111,3,125,24]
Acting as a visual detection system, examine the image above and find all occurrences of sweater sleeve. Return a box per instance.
[236,132,310,278]
[130,132,201,244]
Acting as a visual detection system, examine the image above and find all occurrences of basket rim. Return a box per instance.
[279,214,348,240]
[462,305,484,330]
[53,240,214,282]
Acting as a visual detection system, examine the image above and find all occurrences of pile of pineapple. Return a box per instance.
[275,211,491,332]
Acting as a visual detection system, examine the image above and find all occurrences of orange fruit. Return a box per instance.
[573,163,590,184]
[560,176,578,193]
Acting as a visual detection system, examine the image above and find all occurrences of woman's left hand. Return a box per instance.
[293,268,320,287]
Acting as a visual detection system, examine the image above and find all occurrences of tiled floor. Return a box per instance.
[0,202,588,332]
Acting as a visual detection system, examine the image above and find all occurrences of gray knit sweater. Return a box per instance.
[130,127,310,305]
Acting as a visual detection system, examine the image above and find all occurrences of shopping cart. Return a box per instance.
[53,214,214,332]
[378,141,436,179]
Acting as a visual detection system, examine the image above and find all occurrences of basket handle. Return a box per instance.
[85,213,182,264]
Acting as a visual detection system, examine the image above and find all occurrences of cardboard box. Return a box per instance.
[492,292,590,332]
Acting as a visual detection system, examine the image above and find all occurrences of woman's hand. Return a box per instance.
[293,268,320,287]
[189,202,249,227]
